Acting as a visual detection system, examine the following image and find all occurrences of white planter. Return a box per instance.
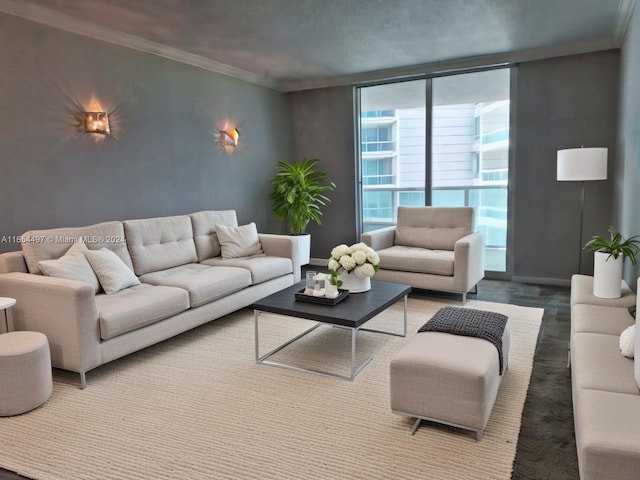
[338,272,371,293]
[593,251,623,298]
[289,234,310,266]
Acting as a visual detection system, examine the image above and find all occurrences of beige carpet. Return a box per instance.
[1,297,542,480]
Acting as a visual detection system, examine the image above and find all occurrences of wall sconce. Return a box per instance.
[84,112,110,135]
[220,128,239,148]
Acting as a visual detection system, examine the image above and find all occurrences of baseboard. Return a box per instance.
[309,257,327,267]
[511,276,571,287]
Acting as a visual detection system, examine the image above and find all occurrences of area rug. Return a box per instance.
[1,297,542,480]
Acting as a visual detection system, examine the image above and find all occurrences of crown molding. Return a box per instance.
[281,37,621,92]
[0,0,282,91]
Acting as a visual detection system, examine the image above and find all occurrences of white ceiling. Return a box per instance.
[1,0,635,91]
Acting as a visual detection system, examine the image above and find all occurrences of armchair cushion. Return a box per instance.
[377,246,454,276]
[395,206,473,250]
[395,226,471,251]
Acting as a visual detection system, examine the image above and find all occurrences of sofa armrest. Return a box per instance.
[453,232,485,291]
[0,272,101,374]
[258,234,301,283]
[0,251,28,273]
[362,227,396,251]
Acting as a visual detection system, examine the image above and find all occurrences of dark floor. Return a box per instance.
[0,278,576,480]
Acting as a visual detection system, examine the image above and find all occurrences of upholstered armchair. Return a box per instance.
[362,206,484,303]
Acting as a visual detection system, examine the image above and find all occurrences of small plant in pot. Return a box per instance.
[269,158,335,264]
[583,226,640,298]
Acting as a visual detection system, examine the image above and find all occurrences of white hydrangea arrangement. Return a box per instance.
[327,242,380,287]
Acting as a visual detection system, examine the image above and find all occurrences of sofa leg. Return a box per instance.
[410,418,422,435]
[461,293,467,305]
[79,372,86,390]
[475,430,483,441]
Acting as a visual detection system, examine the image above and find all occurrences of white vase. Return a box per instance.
[593,251,623,298]
[338,272,371,293]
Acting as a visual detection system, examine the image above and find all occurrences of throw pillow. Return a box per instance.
[38,240,101,293]
[215,222,264,259]
[85,248,141,294]
[620,324,635,358]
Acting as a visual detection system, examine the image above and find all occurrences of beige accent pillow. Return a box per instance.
[38,240,101,293]
[215,223,263,259]
[85,248,141,294]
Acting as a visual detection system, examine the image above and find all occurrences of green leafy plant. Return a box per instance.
[584,226,640,265]
[269,158,335,235]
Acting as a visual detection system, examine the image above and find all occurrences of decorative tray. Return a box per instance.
[294,288,349,306]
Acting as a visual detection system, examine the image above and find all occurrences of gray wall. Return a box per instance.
[616,5,640,288]
[513,50,619,283]
[0,14,292,253]
[290,51,620,283]
[288,86,357,259]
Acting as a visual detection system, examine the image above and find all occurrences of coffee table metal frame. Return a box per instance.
[252,281,410,381]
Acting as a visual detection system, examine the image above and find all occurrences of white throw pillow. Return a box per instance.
[620,324,635,358]
[215,222,264,259]
[85,248,140,294]
[38,240,101,293]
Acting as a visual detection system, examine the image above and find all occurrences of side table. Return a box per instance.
[0,297,16,334]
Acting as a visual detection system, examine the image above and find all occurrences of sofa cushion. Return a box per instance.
[21,221,132,274]
[215,223,264,259]
[574,389,640,480]
[571,332,639,395]
[189,210,239,262]
[85,248,141,294]
[571,304,635,337]
[202,255,292,285]
[95,284,190,340]
[124,215,197,276]
[377,245,454,276]
[395,206,473,250]
[139,263,251,307]
[38,240,101,293]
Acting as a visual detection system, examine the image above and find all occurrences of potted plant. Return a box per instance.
[584,226,640,298]
[269,158,335,265]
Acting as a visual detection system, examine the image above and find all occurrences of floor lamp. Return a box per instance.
[557,147,608,274]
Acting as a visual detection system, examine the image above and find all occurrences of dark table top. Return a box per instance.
[250,280,411,329]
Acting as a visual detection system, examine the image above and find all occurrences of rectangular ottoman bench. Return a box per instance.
[390,306,510,440]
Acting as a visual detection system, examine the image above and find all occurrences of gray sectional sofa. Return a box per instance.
[570,274,640,479]
[0,210,300,388]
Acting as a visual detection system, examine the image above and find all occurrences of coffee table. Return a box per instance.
[251,280,411,381]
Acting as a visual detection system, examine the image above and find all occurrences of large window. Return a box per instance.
[358,69,511,273]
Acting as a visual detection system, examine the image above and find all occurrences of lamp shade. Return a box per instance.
[557,147,607,181]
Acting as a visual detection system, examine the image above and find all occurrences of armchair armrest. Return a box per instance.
[0,272,101,374]
[258,234,301,282]
[362,227,396,251]
[453,232,485,291]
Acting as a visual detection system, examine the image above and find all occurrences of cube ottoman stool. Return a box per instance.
[390,307,510,440]
[0,331,53,416]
